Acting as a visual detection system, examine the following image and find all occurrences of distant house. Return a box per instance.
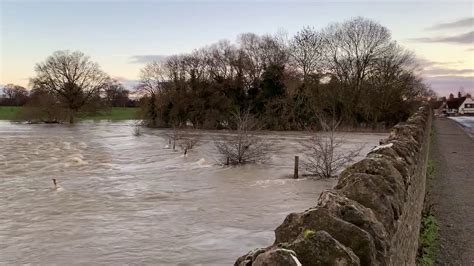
[446,97,465,115]
[430,95,474,116]
[458,96,474,115]
[441,95,474,115]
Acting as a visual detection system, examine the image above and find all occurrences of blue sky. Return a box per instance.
[1,0,473,95]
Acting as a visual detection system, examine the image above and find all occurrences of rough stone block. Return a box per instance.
[284,230,360,266]
[317,191,389,263]
[274,207,377,265]
[335,172,406,235]
[252,248,300,266]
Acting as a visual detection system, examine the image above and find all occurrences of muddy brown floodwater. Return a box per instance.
[0,121,386,265]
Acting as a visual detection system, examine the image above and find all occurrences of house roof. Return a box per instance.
[446,97,466,109]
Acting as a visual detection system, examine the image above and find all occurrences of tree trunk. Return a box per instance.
[69,112,75,124]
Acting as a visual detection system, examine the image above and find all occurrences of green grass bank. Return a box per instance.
[85,107,139,121]
[0,106,139,121]
[0,106,21,120]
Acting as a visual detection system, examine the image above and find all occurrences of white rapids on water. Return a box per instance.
[0,121,386,264]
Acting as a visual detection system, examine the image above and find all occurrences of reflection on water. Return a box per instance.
[0,121,386,264]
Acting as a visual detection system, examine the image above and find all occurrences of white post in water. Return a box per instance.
[294,156,299,179]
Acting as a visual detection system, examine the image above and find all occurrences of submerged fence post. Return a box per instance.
[294,156,299,179]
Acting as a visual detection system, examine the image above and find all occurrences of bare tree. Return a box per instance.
[138,61,169,95]
[1,84,29,106]
[178,130,200,155]
[164,126,182,151]
[182,51,207,90]
[104,80,130,107]
[301,117,362,179]
[205,40,237,81]
[30,50,110,123]
[163,126,200,154]
[137,61,170,127]
[237,33,265,87]
[289,27,323,81]
[322,17,394,122]
[323,17,392,86]
[215,110,269,165]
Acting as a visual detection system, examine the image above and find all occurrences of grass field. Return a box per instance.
[0,106,139,121]
[0,106,21,120]
[85,107,139,121]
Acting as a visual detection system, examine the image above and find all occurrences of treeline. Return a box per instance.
[0,74,139,123]
[138,17,432,130]
[0,84,29,106]
[1,82,136,108]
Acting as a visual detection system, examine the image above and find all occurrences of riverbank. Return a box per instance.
[0,106,138,121]
[429,118,474,264]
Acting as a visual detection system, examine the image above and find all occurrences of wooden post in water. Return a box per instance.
[294,156,299,179]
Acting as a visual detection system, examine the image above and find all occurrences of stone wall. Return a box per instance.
[235,105,433,266]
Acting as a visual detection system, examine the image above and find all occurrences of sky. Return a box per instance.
[1,0,473,96]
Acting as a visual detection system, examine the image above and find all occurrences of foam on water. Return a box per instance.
[195,158,212,168]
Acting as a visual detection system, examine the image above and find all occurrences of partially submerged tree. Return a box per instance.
[301,116,362,179]
[163,126,200,154]
[215,110,269,165]
[30,50,110,123]
[178,131,200,155]
[164,126,182,151]
[19,87,65,123]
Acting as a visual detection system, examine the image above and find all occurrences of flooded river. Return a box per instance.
[0,121,386,265]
